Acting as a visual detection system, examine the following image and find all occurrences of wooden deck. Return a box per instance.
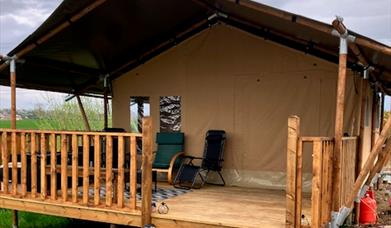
[152,185,311,228]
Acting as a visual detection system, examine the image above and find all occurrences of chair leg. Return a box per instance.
[205,171,225,186]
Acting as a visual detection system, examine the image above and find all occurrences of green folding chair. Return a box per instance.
[152,132,185,184]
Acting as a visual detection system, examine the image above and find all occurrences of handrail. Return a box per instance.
[0,128,142,137]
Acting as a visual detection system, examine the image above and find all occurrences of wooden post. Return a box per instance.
[312,140,323,228]
[331,17,349,211]
[71,134,78,203]
[295,137,303,228]
[94,135,101,206]
[40,133,47,199]
[61,134,68,202]
[130,136,137,210]
[76,95,91,131]
[31,133,37,198]
[286,116,300,227]
[117,136,124,208]
[21,133,27,196]
[141,117,153,226]
[10,59,16,129]
[50,133,57,200]
[82,135,89,205]
[2,132,8,194]
[10,57,18,228]
[11,132,17,196]
[105,135,113,207]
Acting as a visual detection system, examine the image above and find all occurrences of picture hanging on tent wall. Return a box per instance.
[160,96,181,132]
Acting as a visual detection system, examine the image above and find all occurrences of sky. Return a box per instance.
[0,0,390,110]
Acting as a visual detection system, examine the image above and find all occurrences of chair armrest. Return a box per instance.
[169,152,186,169]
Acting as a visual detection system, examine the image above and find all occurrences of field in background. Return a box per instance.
[0,119,38,129]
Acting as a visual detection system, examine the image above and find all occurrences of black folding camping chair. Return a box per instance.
[173,130,226,189]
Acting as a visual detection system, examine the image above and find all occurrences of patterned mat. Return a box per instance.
[82,186,192,204]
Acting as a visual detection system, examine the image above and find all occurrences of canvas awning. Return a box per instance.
[0,0,390,95]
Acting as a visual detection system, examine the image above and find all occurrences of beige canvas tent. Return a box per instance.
[0,0,390,227]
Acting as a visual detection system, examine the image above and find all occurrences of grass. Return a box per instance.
[0,119,39,129]
[0,209,71,228]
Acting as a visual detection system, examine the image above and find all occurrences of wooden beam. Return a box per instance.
[0,0,107,73]
[332,46,348,211]
[0,195,142,227]
[141,117,153,226]
[365,138,391,186]
[76,95,91,131]
[286,116,300,227]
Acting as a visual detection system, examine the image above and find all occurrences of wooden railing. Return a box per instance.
[286,116,358,228]
[0,129,142,210]
[301,136,334,228]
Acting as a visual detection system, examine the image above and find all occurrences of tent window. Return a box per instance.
[130,97,150,133]
[160,96,181,132]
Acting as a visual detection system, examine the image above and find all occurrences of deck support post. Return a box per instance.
[286,116,300,228]
[9,57,18,228]
[76,95,91,131]
[141,117,153,226]
[331,17,349,215]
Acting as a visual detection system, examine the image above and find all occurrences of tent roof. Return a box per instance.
[1,0,390,95]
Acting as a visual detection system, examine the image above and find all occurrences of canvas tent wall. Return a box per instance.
[112,24,373,190]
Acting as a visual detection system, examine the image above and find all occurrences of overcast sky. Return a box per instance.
[0,0,390,109]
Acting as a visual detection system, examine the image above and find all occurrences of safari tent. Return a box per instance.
[0,0,390,227]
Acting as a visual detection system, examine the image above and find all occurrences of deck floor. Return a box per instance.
[152,185,311,228]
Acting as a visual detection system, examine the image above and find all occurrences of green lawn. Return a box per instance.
[0,210,71,228]
[0,119,39,129]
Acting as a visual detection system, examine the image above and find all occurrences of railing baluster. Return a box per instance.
[82,134,89,205]
[2,132,9,194]
[71,134,78,203]
[31,132,37,198]
[130,136,137,210]
[311,140,322,228]
[50,133,57,200]
[21,133,27,196]
[61,134,68,202]
[40,133,47,199]
[94,135,101,206]
[11,132,17,195]
[106,135,113,207]
[117,136,124,208]
[320,141,329,225]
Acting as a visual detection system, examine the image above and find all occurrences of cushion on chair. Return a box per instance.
[153,132,184,169]
[156,132,184,145]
